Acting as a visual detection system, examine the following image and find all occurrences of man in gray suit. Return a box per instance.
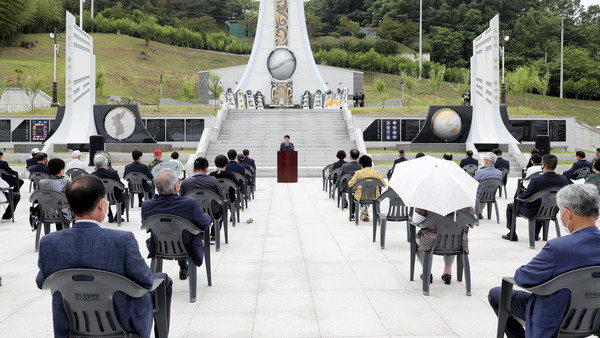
[341,149,361,177]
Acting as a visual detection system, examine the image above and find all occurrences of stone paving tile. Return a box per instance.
[0,177,568,337]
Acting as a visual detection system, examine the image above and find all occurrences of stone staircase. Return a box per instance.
[205,109,357,177]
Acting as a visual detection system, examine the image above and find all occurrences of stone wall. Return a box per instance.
[0,88,52,113]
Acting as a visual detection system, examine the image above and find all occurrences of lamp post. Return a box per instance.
[419,0,422,79]
[399,79,404,104]
[49,28,59,107]
[559,16,564,99]
[80,0,86,29]
[501,31,509,105]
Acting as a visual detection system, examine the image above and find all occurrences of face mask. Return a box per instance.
[558,209,571,234]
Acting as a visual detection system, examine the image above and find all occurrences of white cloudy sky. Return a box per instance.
[581,0,599,8]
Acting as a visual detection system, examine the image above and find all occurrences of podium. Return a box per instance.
[277,150,298,183]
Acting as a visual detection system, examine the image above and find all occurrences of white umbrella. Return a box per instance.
[388,155,479,216]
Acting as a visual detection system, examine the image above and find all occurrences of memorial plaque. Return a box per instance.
[549,120,566,142]
[31,120,49,141]
[186,119,204,141]
[534,120,549,138]
[166,119,185,141]
[402,119,422,141]
[146,119,165,142]
[363,119,381,141]
[0,120,10,142]
[12,120,30,142]
[382,119,400,141]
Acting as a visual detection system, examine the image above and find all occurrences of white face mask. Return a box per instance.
[558,209,571,234]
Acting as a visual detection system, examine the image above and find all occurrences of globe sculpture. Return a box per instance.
[266,47,297,81]
[431,108,462,142]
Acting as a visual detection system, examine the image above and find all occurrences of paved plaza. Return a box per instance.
[0,177,555,337]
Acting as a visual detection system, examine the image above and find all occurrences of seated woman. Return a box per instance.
[38,158,69,192]
[412,206,475,284]
[585,157,600,182]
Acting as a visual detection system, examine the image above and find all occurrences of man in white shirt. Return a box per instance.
[65,150,88,172]
[525,154,543,178]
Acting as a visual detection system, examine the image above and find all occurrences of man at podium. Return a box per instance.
[280,135,295,151]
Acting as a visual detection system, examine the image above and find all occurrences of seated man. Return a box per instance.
[169,151,185,178]
[493,149,510,186]
[474,152,502,197]
[503,154,571,241]
[147,149,163,171]
[0,151,23,192]
[237,153,253,184]
[29,152,49,174]
[459,150,478,168]
[142,168,211,281]
[210,154,241,203]
[180,157,226,241]
[0,176,20,220]
[26,148,39,170]
[64,150,87,171]
[36,175,172,338]
[90,155,126,223]
[225,149,247,192]
[341,149,361,177]
[562,150,593,180]
[124,150,154,207]
[242,149,256,171]
[489,184,600,338]
[347,155,387,220]
[387,149,407,180]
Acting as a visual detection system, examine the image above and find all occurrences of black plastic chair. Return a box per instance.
[328,167,343,199]
[586,176,600,191]
[336,173,353,210]
[0,186,15,223]
[496,266,600,338]
[322,164,333,191]
[217,178,242,226]
[142,214,212,302]
[231,172,249,209]
[476,178,502,224]
[510,188,561,249]
[124,172,152,208]
[244,168,255,200]
[463,164,478,177]
[498,168,509,198]
[30,189,69,252]
[349,177,385,228]
[377,188,411,248]
[514,171,543,197]
[29,172,49,192]
[573,167,591,180]
[0,168,20,193]
[65,168,88,181]
[101,178,129,226]
[184,189,228,252]
[42,268,168,338]
[409,210,477,296]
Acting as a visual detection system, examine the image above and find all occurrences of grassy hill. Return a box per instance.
[2,33,600,127]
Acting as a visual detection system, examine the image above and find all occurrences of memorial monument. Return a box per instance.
[235,0,328,105]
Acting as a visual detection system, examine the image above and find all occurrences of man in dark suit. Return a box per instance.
[142,168,211,281]
[489,184,600,338]
[562,150,593,180]
[341,149,361,177]
[387,150,407,180]
[28,152,49,174]
[279,135,295,151]
[493,149,510,185]
[91,155,126,223]
[26,148,39,169]
[503,154,571,241]
[0,151,23,192]
[242,149,256,171]
[459,150,478,168]
[36,175,172,338]
[210,154,241,204]
[124,150,154,206]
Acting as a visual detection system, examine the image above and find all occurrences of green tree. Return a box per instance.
[429,65,446,104]
[376,19,418,44]
[401,71,417,111]
[374,77,387,109]
[96,67,106,97]
[427,26,465,68]
[506,67,530,111]
[24,72,46,111]
[138,14,158,47]
[574,78,600,100]
[205,71,223,108]
[305,13,326,37]
[0,0,36,43]
[177,75,197,102]
[337,15,360,37]
[533,71,550,113]
[181,16,220,33]
[129,75,141,99]
[14,67,24,87]
[456,69,470,101]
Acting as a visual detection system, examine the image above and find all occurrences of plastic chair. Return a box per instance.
[124,172,152,208]
[184,189,228,252]
[328,167,343,198]
[217,178,242,226]
[142,214,212,302]
[322,164,333,191]
[496,266,600,338]
[498,168,509,198]
[377,188,411,248]
[0,168,19,193]
[573,167,591,180]
[244,168,255,200]
[514,171,543,197]
[463,164,478,177]
[349,177,385,228]
[42,268,168,338]
[586,176,600,191]
[65,168,88,181]
[0,187,15,222]
[510,188,561,249]
[476,178,502,224]
[231,172,249,209]
[101,178,129,226]
[29,172,49,192]
[409,210,477,296]
[30,189,69,252]
[336,173,353,210]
